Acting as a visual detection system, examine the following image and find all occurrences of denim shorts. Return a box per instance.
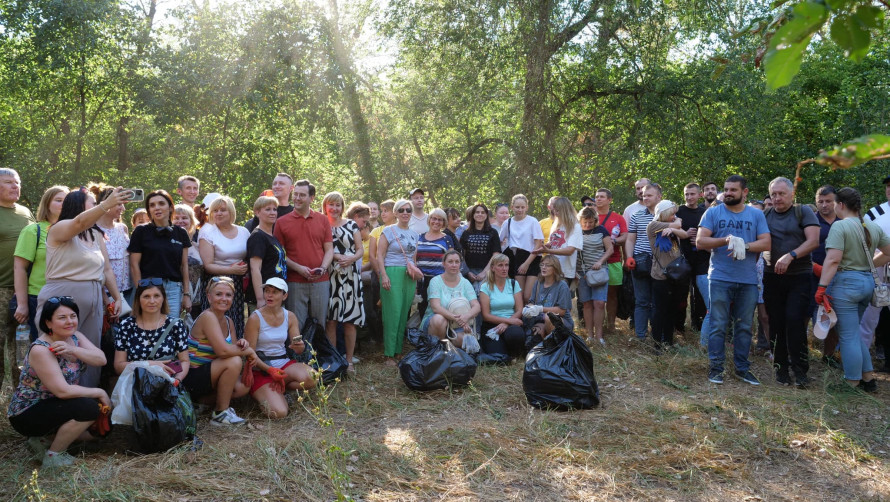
[578,276,608,302]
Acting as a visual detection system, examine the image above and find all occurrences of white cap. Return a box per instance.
[813,305,837,340]
[263,277,288,293]
[202,192,222,207]
[654,200,677,219]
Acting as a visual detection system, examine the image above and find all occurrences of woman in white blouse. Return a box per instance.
[199,195,250,338]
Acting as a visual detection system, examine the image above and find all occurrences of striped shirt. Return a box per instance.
[415,233,455,276]
[188,315,233,368]
[628,208,655,256]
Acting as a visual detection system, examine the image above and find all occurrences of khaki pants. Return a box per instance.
[0,287,20,387]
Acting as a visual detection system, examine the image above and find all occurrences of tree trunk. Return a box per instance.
[517,0,552,195]
[325,0,379,200]
[117,0,157,172]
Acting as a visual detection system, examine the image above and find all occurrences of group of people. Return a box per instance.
[1,167,888,470]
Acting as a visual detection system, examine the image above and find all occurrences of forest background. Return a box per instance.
[0,0,887,220]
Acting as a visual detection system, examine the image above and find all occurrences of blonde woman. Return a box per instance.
[536,197,582,283]
[322,192,364,372]
[647,200,687,350]
[92,185,131,299]
[416,208,457,315]
[526,255,573,338]
[377,199,420,365]
[479,253,525,358]
[198,196,250,339]
[499,194,544,302]
[13,186,68,339]
[246,196,287,308]
[173,204,204,315]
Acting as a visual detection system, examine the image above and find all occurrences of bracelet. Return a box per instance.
[182,293,191,297]
[97,203,110,213]
[818,284,828,288]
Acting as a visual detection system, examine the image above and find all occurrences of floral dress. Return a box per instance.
[329,219,365,325]
[7,337,84,417]
[99,222,131,293]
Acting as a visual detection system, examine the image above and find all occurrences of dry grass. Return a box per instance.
[1,320,889,501]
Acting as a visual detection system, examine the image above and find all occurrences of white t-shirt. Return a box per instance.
[409,213,429,235]
[548,223,583,279]
[499,216,544,252]
[623,201,645,223]
[198,223,250,266]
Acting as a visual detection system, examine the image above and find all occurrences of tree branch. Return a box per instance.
[453,138,516,171]
[547,0,602,56]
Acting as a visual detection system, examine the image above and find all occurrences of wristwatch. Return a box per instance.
[790,250,798,259]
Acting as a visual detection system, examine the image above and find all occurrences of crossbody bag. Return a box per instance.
[853,222,890,307]
[390,227,423,281]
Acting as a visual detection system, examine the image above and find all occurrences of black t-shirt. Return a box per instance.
[676,204,709,276]
[246,228,287,281]
[127,224,191,282]
[460,227,501,270]
[245,205,295,233]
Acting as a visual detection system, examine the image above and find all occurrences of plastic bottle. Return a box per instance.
[15,324,30,367]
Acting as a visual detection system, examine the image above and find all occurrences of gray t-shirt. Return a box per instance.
[763,205,819,275]
[529,280,574,331]
[382,225,419,268]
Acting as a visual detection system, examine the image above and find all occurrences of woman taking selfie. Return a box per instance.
[7,297,109,469]
[244,278,316,418]
[39,188,131,387]
[128,190,192,315]
[113,278,190,382]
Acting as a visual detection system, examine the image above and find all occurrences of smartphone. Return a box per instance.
[125,188,144,202]
[292,335,303,344]
[312,267,325,276]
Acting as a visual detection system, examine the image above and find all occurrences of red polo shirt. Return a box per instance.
[274,209,333,283]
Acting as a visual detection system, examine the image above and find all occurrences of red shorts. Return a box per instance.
[250,360,297,394]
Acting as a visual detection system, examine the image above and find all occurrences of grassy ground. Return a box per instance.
[1,320,889,501]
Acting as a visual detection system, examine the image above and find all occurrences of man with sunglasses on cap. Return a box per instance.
[407,188,429,234]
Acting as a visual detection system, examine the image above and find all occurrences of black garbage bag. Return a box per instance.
[132,367,196,453]
[617,269,634,321]
[406,327,437,348]
[399,335,478,391]
[523,313,600,411]
[475,349,511,366]
[295,317,348,385]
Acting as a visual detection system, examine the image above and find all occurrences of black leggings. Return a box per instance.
[8,397,99,437]
[480,323,527,357]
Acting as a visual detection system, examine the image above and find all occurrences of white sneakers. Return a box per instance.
[210,407,246,426]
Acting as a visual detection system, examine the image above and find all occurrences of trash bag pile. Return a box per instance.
[132,367,196,453]
[290,317,348,385]
[522,313,600,411]
[399,329,477,391]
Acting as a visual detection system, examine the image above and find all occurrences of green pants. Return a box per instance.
[380,266,416,357]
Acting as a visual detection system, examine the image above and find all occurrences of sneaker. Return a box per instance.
[795,374,811,389]
[41,451,76,470]
[735,370,761,386]
[857,379,878,393]
[708,369,724,384]
[775,372,791,386]
[210,407,246,426]
[598,338,606,347]
[351,356,360,364]
[27,437,50,458]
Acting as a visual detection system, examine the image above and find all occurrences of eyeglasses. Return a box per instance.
[47,296,74,304]
[138,278,164,287]
[397,208,412,214]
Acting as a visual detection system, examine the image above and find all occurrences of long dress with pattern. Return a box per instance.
[329,219,365,326]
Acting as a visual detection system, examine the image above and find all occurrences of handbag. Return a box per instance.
[578,243,608,287]
[390,227,423,281]
[632,252,652,278]
[854,222,890,307]
[8,223,40,319]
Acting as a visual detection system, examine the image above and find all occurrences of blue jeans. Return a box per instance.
[708,279,758,373]
[696,274,711,347]
[164,280,183,316]
[631,272,654,339]
[828,270,874,380]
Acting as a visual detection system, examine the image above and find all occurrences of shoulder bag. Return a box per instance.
[146,317,183,373]
[854,222,890,307]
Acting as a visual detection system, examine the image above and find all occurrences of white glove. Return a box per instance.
[461,334,480,354]
[485,327,500,341]
[726,235,746,260]
[522,304,544,318]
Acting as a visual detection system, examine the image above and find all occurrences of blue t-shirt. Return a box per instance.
[480,279,522,319]
[421,275,477,326]
[699,204,769,285]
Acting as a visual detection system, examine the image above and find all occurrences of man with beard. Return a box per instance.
[623,178,650,223]
[697,175,770,385]
[246,172,295,232]
[762,177,819,387]
[702,181,718,207]
[811,185,840,366]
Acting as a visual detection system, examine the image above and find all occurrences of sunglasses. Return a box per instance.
[47,296,74,304]
[583,202,595,207]
[139,277,164,287]
[397,208,412,214]
[210,276,235,284]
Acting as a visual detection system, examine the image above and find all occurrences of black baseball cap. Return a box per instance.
[580,196,594,205]
[408,188,424,196]
[883,176,890,185]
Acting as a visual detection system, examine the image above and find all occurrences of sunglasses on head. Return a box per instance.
[210,276,235,284]
[47,296,74,304]
[139,277,164,287]
[397,208,412,214]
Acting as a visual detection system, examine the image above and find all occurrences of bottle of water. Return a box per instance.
[15,324,30,367]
